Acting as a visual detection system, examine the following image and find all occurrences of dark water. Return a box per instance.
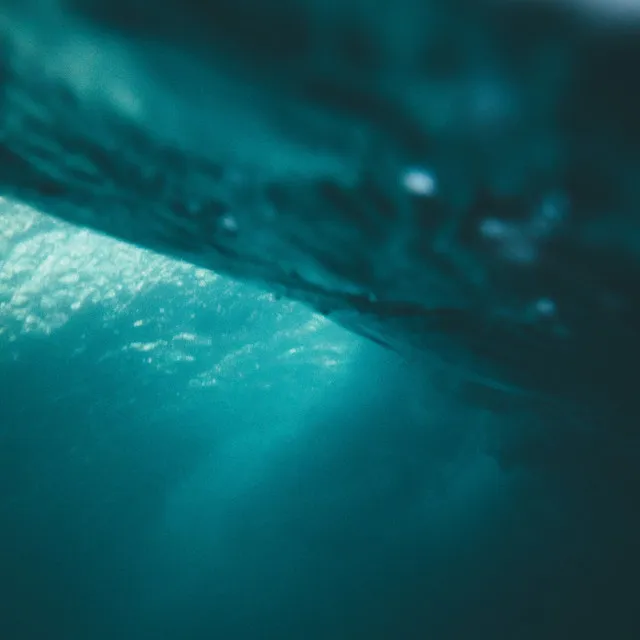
[1,209,639,640]
[2,1,640,638]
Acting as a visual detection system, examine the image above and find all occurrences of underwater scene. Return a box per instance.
[2,1,640,638]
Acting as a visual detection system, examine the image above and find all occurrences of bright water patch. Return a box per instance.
[0,197,358,403]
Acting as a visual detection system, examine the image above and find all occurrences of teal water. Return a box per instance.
[2,202,639,639]
[3,1,640,637]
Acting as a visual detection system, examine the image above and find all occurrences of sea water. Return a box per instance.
[2,201,638,639]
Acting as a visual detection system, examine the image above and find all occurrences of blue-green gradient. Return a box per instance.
[1,201,638,639]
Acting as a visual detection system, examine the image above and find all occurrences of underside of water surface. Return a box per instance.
[1,1,640,639]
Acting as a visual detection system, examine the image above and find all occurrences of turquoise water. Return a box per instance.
[2,1,640,637]
[2,202,638,638]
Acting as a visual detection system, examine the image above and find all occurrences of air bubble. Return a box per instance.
[219,214,239,234]
[401,168,437,197]
[531,192,570,237]
[534,297,556,317]
[479,218,509,239]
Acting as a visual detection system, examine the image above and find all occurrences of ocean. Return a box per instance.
[2,1,640,638]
